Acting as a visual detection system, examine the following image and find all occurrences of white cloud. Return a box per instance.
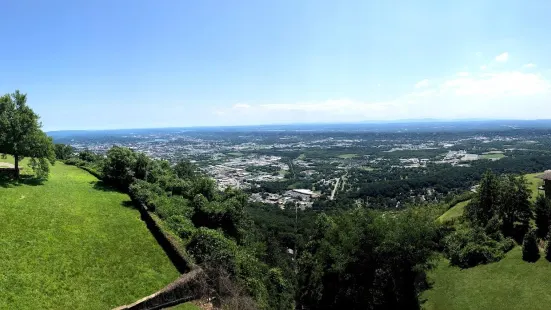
[232,103,251,109]
[495,52,509,62]
[480,65,487,70]
[415,79,429,88]
[210,60,551,124]
[441,72,549,96]
[523,63,536,69]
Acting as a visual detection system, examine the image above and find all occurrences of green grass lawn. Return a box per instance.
[422,247,551,310]
[438,200,470,223]
[337,154,358,159]
[481,153,506,160]
[0,159,179,309]
[526,172,545,201]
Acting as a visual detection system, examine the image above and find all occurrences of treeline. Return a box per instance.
[59,144,442,309]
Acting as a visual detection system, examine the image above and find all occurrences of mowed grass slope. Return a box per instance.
[424,171,549,310]
[0,159,179,309]
[422,247,551,310]
[437,200,470,224]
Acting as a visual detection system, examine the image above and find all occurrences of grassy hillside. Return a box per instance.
[438,200,470,224]
[422,247,551,310]
[526,172,545,201]
[0,159,179,309]
[424,171,549,310]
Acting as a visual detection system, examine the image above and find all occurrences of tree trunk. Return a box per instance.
[14,155,19,179]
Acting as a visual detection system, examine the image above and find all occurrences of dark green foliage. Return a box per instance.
[145,160,177,191]
[187,227,239,275]
[129,179,165,209]
[102,146,137,190]
[498,175,532,237]
[265,268,294,310]
[0,90,55,178]
[535,195,551,238]
[298,207,438,309]
[174,159,198,180]
[443,228,511,268]
[545,228,551,262]
[522,228,540,262]
[156,196,194,220]
[79,149,99,162]
[466,171,533,242]
[54,143,73,160]
[134,152,150,180]
[166,215,196,241]
[466,171,500,226]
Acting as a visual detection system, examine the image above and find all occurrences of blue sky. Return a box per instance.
[1,0,550,131]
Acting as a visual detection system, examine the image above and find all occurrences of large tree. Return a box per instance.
[0,90,55,179]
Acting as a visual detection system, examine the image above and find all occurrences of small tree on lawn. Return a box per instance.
[0,90,55,179]
[522,228,540,262]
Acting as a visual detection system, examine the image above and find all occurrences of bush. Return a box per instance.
[64,158,85,167]
[522,228,540,262]
[546,229,551,262]
[500,237,516,253]
[444,228,508,268]
[102,146,137,190]
[156,196,194,220]
[166,215,196,241]
[187,228,239,275]
[458,243,504,268]
[129,179,164,210]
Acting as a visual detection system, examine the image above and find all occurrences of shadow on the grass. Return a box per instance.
[90,180,119,192]
[0,174,45,188]
[121,200,137,209]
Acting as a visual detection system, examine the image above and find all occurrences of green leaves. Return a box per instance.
[0,90,54,179]
[298,207,438,309]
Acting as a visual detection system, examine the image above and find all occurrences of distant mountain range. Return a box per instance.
[47,119,551,139]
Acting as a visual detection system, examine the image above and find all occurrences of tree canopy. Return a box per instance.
[0,90,55,178]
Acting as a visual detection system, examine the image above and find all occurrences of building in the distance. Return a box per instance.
[537,170,551,197]
[289,189,320,200]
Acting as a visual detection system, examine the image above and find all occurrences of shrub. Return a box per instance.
[102,146,137,190]
[499,237,516,253]
[546,228,551,262]
[522,228,540,262]
[129,179,164,210]
[444,228,508,268]
[187,228,239,275]
[64,158,85,167]
[458,243,504,268]
[166,215,196,241]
